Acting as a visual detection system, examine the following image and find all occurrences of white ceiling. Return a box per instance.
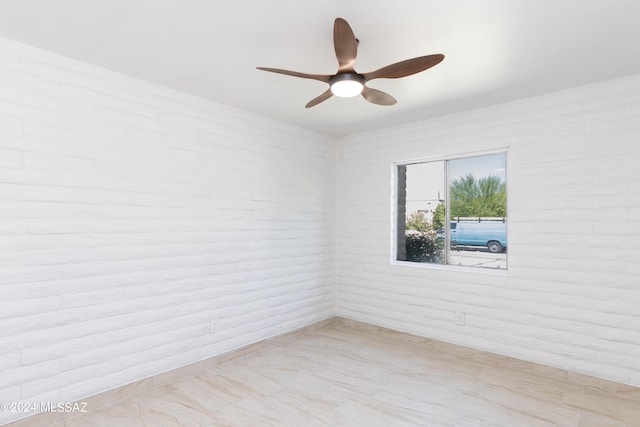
[1,0,639,136]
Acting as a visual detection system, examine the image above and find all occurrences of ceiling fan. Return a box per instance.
[257,17,444,108]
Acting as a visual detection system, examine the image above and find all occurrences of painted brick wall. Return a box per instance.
[0,38,334,423]
[335,74,640,387]
[3,30,640,425]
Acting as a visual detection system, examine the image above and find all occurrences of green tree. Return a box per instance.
[450,174,506,218]
[405,212,430,232]
[432,202,445,229]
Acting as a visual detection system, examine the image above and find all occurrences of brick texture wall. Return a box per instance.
[0,38,334,424]
[335,74,640,387]
[2,32,640,425]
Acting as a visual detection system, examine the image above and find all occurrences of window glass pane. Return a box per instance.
[447,153,507,269]
[397,162,445,264]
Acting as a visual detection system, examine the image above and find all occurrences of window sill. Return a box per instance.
[391,260,509,275]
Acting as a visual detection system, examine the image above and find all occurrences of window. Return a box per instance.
[395,151,507,269]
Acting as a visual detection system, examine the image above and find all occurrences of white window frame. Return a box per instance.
[391,148,509,273]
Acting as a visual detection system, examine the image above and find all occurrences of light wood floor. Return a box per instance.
[20,319,640,426]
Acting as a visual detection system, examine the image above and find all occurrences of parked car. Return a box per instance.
[450,219,507,253]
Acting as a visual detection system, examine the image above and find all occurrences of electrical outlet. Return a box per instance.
[455,312,465,326]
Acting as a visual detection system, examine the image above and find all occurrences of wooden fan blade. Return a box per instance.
[362,54,444,81]
[256,67,332,83]
[362,86,397,106]
[333,18,357,72]
[305,89,333,108]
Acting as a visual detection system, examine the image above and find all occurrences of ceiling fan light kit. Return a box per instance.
[257,17,444,108]
[330,73,365,97]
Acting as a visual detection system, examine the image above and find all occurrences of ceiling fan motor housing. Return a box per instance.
[330,72,365,85]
